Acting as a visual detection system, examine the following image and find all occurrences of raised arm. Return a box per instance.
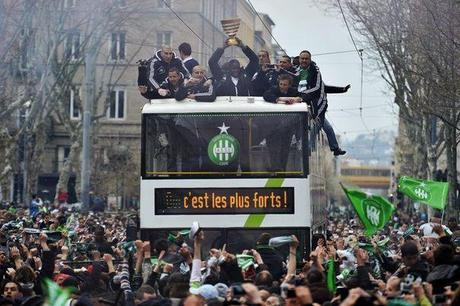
[287,235,299,277]
[241,45,259,79]
[325,84,350,94]
[190,230,204,291]
[208,48,225,81]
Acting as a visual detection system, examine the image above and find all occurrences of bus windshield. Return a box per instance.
[142,112,307,178]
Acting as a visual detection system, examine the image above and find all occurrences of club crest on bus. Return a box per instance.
[207,123,240,166]
[363,199,383,227]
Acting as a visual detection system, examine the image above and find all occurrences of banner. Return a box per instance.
[398,176,449,210]
[341,184,395,236]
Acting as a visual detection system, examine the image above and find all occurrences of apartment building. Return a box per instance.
[32,0,279,203]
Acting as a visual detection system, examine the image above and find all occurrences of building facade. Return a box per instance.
[30,0,280,204]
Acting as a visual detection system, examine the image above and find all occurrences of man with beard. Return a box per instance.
[297,50,349,156]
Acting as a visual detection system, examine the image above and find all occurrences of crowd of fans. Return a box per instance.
[137,40,348,156]
[0,202,458,306]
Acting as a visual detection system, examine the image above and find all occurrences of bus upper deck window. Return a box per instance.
[142,113,307,179]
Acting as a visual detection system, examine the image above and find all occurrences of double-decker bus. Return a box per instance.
[140,96,327,255]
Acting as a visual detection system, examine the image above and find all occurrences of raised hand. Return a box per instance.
[103,253,113,263]
[135,240,143,252]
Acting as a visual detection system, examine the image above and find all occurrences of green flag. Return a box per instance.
[398,176,449,210]
[236,254,254,271]
[168,229,191,245]
[326,259,336,293]
[341,184,395,237]
[402,225,415,238]
[44,278,74,306]
[358,237,390,253]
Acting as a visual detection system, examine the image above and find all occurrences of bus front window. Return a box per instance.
[143,112,307,178]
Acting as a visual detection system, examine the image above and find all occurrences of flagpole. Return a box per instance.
[441,209,445,225]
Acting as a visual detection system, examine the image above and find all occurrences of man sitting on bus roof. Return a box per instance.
[208,37,259,96]
[263,74,301,104]
[158,67,185,99]
[175,65,216,102]
[137,45,190,100]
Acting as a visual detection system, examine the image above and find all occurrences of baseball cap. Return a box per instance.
[190,284,219,300]
[214,283,229,299]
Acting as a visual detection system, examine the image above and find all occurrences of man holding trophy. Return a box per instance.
[208,18,259,97]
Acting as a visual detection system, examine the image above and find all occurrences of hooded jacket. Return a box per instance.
[175,79,216,102]
[139,50,190,91]
[159,78,185,99]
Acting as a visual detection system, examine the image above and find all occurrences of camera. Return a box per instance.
[400,282,412,294]
[266,64,276,69]
[400,274,420,295]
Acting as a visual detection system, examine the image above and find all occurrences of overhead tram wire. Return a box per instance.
[160,0,212,50]
[313,49,357,56]
[336,0,361,59]
[246,0,287,55]
[328,104,388,112]
[336,0,369,132]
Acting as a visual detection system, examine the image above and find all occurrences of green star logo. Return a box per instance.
[207,123,240,166]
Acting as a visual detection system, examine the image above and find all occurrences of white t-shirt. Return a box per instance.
[419,222,452,238]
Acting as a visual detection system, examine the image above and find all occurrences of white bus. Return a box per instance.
[140,97,328,255]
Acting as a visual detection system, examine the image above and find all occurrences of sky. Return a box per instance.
[250,0,399,141]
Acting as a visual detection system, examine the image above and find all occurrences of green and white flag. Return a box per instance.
[44,278,74,306]
[236,254,254,271]
[358,237,390,253]
[168,229,191,244]
[398,176,449,210]
[341,184,395,237]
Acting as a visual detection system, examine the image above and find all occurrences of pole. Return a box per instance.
[21,107,30,207]
[80,13,96,212]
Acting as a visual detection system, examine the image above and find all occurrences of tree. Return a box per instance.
[0,0,149,205]
[327,0,459,215]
